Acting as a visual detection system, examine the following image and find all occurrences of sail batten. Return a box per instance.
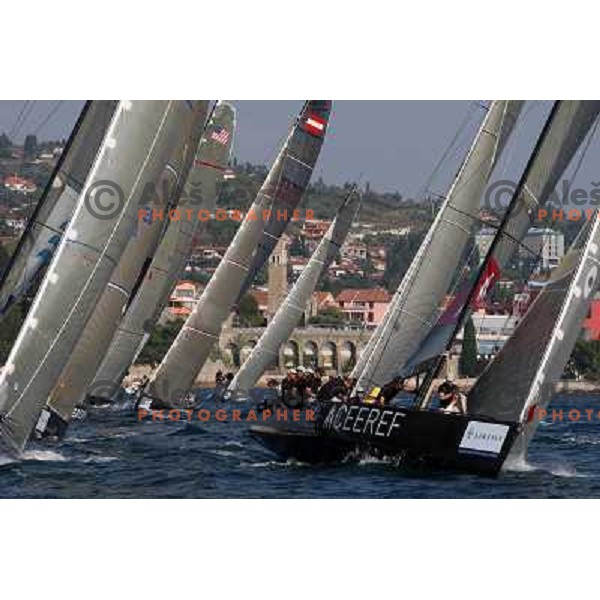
[88,103,236,401]
[142,101,331,407]
[0,101,119,317]
[405,100,600,375]
[468,215,600,447]
[43,102,209,426]
[229,187,360,392]
[0,101,193,454]
[352,101,524,391]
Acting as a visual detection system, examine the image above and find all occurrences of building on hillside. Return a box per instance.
[583,296,600,341]
[249,288,269,321]
[336,288,391,326]
[306,291,337,319]
[301,219,331,241]
[163,280,202,321]
[341,241,367,261]
[4,218,26,232]
[475,227,495,258]
[520,228,565,271]
[289,256,309,279]
[4,175,37,194]
[458,309,519,356]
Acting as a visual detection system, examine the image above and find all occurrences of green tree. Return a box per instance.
[137,319,185,365]
[0,245,27,364]
[309,306,346,326]
[237,293,263,327]
[570,340,600,381]
[0,132,12,158]
[23,134,38,160]
[382,230,425,292]
[459,317,478,377]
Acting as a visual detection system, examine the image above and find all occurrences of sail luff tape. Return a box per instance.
[181,326,218,339]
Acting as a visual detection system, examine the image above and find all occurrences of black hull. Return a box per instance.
[86,395,116,408]
[33,407,69,441]
[250,401,521,477]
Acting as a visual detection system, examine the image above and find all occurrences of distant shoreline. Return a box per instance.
[125,364,600,394]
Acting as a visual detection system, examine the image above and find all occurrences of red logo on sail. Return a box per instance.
[304,113,327,136]
[472,257,501,309]
[438,257,501,326]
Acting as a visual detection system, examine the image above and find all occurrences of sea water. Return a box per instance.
[2,392,600,498]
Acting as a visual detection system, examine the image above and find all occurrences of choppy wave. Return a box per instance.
[22,449,67,462]
[1,392,599,497]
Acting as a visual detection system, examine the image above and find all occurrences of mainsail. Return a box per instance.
[352,100,524,391]
[405,100,600,376]
[469,220,599,421]
[88,102,236,402]
[0,101,118,317]
[235,101,332,302]
[229,187,361,393]
[468,215,600,460]
[40,102,209,430]
[141,101,332,407]
[0,101,190,454]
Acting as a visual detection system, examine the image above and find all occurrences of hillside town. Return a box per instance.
[1,132,599,383]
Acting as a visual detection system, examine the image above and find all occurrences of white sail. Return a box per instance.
[141,101,332,407]
[0,101,189,454]
[405,100,600,375]
[41,102,209,428]
[229,188,360,392]
[353,101,524,391]
[235,101,332,303]
[467,215,600,461]
[0,101,118,317]
[88,102,236,402]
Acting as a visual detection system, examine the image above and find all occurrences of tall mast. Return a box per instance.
[413,100,589,408]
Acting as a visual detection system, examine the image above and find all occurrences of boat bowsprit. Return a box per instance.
[250,400,521,476]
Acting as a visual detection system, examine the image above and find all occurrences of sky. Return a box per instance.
[1,100,599,199]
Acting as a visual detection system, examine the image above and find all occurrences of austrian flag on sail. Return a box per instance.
[304,112,327,136]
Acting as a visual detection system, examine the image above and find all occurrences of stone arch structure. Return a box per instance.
[240,340,257,364]
[223,342,240,368]
[302,340,318,368]
[320,341,338,371]
[340,340,357,372]
[282,340,300,368]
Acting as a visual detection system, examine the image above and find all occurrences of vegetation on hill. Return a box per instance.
[570,340,600,381]
[137,319,185,366]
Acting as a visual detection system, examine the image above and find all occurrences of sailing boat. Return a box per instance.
[404,101,600,379]
[139,101,331,409]
[251,217,600,473]
[0,101,193,456]
[0,101,118,317]
[249,100,600,475]
[351,100,524,393]
[228,186,361,395]
[87,102,236,405]
[34,101,209,439]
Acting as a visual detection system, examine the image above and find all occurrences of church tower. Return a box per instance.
[267,235,289,321]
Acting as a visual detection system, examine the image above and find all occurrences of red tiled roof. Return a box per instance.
[336,288,391,303]
[249,289,268,308]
